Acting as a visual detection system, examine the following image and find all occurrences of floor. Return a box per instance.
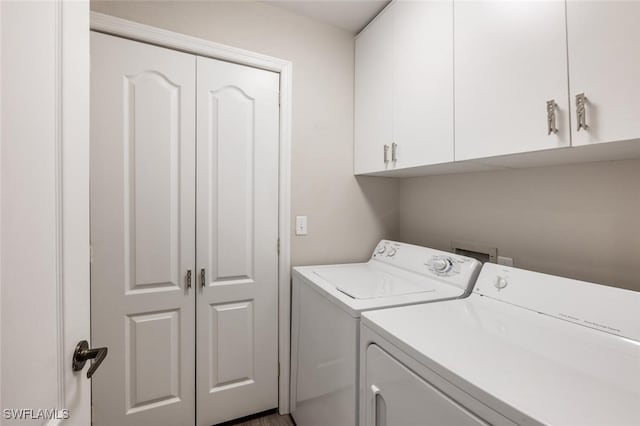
[222,410,295,426]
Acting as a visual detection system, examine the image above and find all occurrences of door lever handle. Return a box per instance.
[72,340,108,379]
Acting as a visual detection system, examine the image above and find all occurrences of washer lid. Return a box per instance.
[314,264,435,299]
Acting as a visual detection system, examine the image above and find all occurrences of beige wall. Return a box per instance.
[399,159,640,291]
[90,1,639,293]
[90,0,400,266]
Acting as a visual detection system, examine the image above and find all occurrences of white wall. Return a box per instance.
[90,0,400,266]
[399,159,640,292]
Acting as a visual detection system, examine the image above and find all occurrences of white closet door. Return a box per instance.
[567,1,640,146]
[196,56,280,425]
[90,32,196,426]
[454,0,570,161]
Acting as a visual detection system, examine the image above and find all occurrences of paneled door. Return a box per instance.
[90,32,196,425]
[196,56,280,425]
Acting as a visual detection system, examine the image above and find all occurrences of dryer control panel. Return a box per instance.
[371,240,481,292]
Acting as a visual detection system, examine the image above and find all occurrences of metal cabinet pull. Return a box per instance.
[391,143,398,162]
[546,100,558,135]
[383,144,389,164]
[576,93,589,131]
[200,268,206,288]
[73,340,108,379]
[186,269,192,289]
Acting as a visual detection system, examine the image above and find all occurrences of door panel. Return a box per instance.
[91,32,196,426]
[125,71,182,292]
[209,301,254,389]
[127,310,181,412]
[454,1,570,161]
[196,56,280,426]
[567,1,640,146]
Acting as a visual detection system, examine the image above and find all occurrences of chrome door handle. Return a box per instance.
[200,268,206,288]
[576,93,589,131]
[391,143,398,162]
[186,269,192,289]
[383,144,389,164]
[72,340,108,378]
[546,100,558,135]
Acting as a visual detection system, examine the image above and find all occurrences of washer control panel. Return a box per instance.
[371,240,482,290]
[426,255,460,277]
[373,241,401,259]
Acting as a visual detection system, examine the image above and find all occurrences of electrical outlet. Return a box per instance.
[497,256,514,267]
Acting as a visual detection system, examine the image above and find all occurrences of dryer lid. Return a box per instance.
[314,264,436,299]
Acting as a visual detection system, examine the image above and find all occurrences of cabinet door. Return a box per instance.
[355,6,394,174]
[454,1,570,161]
[393,0,454,168]
[567,1,640,146]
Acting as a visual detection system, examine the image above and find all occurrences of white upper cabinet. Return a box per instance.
[454,0,570,161]
[355,0,640,176]
[355,1,454,174]
[567,1,640,147]
[355,5,393,174]
[393,0,454,169]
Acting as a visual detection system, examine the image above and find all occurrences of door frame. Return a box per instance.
[89,11,293,414]
[1,1,90,424]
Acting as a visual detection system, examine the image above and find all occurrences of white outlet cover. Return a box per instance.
[497,256,514,267]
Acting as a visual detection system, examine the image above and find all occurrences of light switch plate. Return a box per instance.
[295,216,308,236]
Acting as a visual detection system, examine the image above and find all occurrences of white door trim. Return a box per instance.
[89,11,293,414]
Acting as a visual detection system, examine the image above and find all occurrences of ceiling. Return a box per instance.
[266,0,390,34]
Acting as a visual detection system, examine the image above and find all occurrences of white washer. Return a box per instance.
[290,240,481,426]
[360,263,640,426]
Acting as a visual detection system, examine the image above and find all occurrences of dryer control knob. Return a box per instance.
[386,248,397,257]
[495,276,508,290]
[377,245,386,254]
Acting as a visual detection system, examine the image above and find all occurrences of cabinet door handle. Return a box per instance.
[186,269,192,289]
[391,143,398,162]
[200,268,206,288]
[546,100,558,135]
[576,93,589,131]
[383,144,389,164]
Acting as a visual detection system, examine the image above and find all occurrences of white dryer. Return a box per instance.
[360,263,640,426]
[290,240,481,426]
